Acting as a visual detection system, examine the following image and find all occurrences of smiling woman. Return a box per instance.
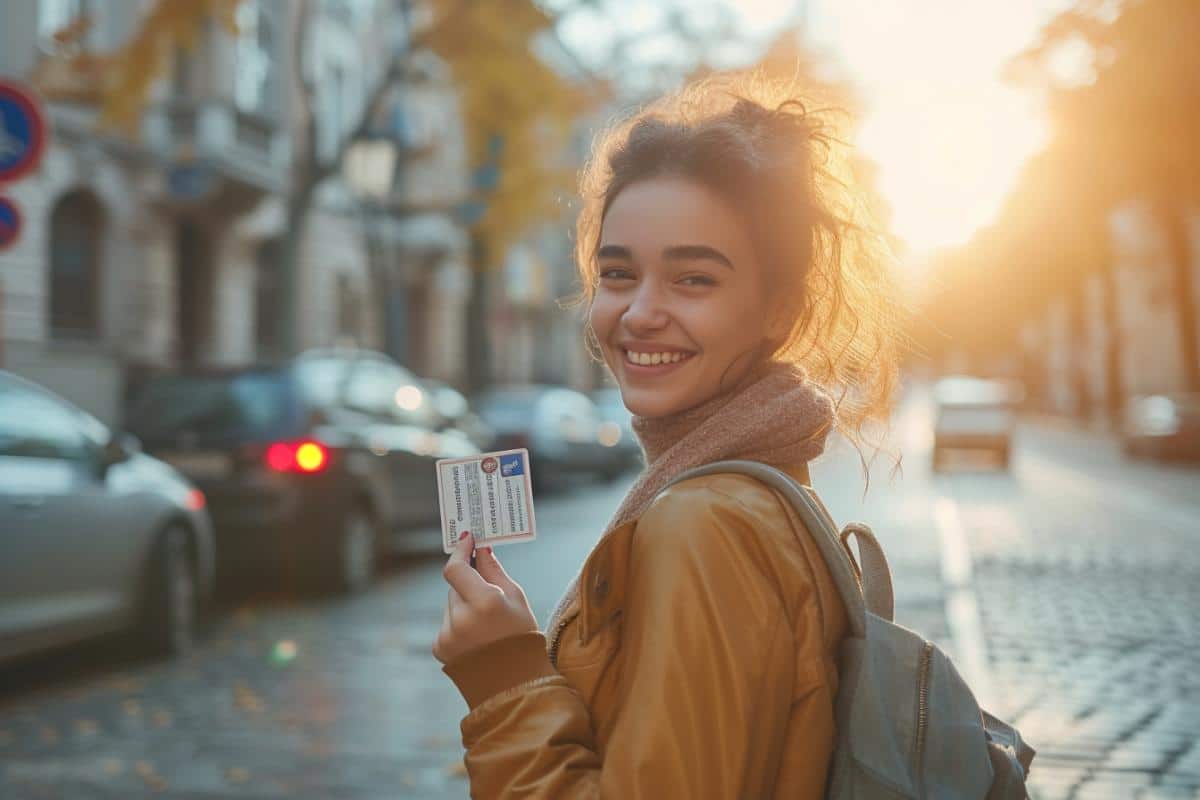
[432,72,910,799]
[572,73,904,453]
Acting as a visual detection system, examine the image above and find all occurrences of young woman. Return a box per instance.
[432,73,901,798]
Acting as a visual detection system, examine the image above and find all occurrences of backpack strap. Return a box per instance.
[841,522,895,623]
[666,459,870,639]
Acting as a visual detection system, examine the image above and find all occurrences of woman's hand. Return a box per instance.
[432,533,539,665]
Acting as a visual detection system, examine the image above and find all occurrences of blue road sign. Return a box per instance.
[0,197,23,252]
[0,81,48,184]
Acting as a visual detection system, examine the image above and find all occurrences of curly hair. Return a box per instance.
[564,72,906,471]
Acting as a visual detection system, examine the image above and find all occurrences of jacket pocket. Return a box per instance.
[555,614,623,710]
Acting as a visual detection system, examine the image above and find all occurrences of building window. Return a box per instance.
[48,190,104,339]
[235,0,273,113]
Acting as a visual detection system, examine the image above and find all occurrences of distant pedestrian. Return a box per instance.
[433,72,902,797]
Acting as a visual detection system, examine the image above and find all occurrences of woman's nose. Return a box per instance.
[622,284,670,331]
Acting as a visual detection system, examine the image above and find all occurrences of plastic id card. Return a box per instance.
[436,448,537,554]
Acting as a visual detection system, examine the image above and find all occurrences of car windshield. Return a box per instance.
[934,377,1012,406]
[125,370,299,445]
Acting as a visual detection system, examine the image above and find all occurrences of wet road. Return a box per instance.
[1,385,1197,799]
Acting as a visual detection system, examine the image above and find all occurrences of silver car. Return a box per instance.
[932,375,1020,470]
[0,371,214,663]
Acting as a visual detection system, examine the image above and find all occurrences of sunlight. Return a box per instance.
[807,0,1068,256]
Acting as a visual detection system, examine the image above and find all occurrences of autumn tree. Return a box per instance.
[1010,0,1200,394]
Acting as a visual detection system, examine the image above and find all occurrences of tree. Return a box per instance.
[1010,0,1200,393]
[57,0,594,355]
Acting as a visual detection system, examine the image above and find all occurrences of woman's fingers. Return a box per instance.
[441,533,488,602]
[474,547,522,597]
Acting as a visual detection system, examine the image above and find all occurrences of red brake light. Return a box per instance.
[185,489,206,511]
[265,440,330,474]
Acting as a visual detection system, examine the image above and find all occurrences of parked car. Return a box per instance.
[590,387,643,473]
[0,371,214,664]
[931,376,1019,470]
[473,385,628,488]
[423,378,495,450]
[123,350,479,593]
[1121,393,1200,462]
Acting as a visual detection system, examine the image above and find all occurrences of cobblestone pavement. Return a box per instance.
[952,424,1200,800]
[0,472,624,800]
[820,388,1199,800]
[1,385,1196,798]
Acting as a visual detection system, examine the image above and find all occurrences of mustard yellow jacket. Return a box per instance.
[443,462,849,798]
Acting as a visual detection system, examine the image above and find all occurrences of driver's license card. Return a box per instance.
[436,449,537,554]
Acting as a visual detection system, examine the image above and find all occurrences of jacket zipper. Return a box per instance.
[914,640,934,797]
[548,611,578,668]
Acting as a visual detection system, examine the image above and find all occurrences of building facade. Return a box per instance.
[0,0,472,423]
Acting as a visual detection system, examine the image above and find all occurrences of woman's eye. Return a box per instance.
[599,268,632,280]
[680,275,715,287]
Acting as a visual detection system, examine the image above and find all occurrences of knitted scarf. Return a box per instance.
[544,358,836,637]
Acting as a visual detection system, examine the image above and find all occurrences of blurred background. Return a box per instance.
[0,1,1197,798]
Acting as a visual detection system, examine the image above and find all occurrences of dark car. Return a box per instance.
[0,371,214,664]
[123,350,479,593]
[423,378,495,450]
[590,387,643,473]
[474,384,629,489]
[1122,393,1200,462]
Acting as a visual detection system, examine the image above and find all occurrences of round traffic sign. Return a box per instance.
[0,80,49,184]
[0,197,23,252]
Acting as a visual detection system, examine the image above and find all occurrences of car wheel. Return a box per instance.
[333,506,377,595]
[145,524,198,659]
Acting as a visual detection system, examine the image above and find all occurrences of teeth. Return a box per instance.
[626,350,691,366]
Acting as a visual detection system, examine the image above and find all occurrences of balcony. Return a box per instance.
[143,100,288,213]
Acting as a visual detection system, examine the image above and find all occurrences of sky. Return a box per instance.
[553,0,1075,260]
[728,0,1074,259]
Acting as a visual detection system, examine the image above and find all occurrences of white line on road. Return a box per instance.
[934,497,994,709]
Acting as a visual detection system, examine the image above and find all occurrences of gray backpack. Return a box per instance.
[668,460,1035,799]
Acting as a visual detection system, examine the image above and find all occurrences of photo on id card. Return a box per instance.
[436,448,537,554]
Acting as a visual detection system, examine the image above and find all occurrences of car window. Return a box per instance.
[294,358,354,409]
[0,376,96,460]
[125,370,295,445]
[326,359,436,427]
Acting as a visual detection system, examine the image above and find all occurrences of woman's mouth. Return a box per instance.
[621,348,696,376]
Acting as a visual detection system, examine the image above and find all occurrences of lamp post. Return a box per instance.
[345,137,404,359]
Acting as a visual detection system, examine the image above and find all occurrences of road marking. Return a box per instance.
[934,496,994,708]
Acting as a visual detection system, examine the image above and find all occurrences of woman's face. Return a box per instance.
[589,176,781,419]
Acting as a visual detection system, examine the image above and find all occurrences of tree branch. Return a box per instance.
[309,0,475,186]
[293,0,321,178]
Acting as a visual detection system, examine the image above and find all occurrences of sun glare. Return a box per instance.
[803,0,1065,256]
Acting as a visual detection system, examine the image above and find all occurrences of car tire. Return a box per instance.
[329,505,377,595]
[144,524,199,659]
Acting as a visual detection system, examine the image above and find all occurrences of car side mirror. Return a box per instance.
[100,432,141,471]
